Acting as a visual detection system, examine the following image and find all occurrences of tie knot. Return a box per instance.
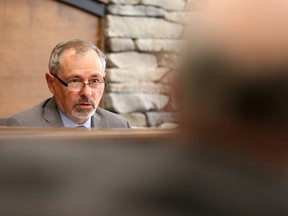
[76,125,85,128]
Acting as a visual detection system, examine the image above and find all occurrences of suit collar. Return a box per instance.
[43,97,64,127]
[44,97,104,128]
[91,109,104,128]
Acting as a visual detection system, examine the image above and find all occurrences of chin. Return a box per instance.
[72,108,96,120]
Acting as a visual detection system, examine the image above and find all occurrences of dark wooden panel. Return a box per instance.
[0,0,101,117]
[57,0,106,17]
[95,0,110,4]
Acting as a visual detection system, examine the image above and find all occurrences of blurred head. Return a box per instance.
[181,0,288,142]
[45,39,106,124]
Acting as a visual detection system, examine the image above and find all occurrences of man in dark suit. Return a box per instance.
[5,39,130,128]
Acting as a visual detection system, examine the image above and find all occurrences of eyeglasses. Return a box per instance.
[51,73,106,91]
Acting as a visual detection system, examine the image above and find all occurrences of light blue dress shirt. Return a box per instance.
[58,109,91,128]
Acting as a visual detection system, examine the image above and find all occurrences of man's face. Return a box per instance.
[47,49,105,124]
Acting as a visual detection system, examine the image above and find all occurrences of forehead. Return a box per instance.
[59,49,104,77]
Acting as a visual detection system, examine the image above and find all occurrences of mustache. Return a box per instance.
[73,97,96,108]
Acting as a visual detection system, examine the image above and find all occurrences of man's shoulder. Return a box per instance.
[5,98,53,126]
[95,108,130,128]
[95,107,127,122]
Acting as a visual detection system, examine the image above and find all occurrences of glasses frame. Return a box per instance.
[51,73,106,91]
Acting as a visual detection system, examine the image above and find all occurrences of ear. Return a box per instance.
[45,73,55,94]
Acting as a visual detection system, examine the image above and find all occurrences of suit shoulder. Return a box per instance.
[96,108,130,128]
[5,99,50,126]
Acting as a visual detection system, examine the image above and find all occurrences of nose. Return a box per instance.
[79,83,92,97]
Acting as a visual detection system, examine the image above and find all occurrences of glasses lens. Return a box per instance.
[68,81,82,91]
[67,82,105,91]
[90,83,105,91]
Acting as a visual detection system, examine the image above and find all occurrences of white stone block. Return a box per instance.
[106,82,171,94]
[105,15,183,39]
[146,111,178,126]
[141,0,186,11]
[107,52,157,68]
[107,5,165,17]
[110,0,141,4]
[105,93,169,113]
[135,39,183,52]
[105,67,169,82]
[106,38,135,52]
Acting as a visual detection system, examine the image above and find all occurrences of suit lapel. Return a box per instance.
[42,98,105,128]
[43,98,64,127]
[91,109,106,128]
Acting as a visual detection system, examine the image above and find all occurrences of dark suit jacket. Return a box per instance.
[5,97,130,128]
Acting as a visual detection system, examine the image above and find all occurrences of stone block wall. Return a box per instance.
[103,0,189,128]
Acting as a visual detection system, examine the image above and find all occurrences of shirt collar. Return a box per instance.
[58,109,91,128]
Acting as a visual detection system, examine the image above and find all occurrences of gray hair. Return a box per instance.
[48,39,106,75]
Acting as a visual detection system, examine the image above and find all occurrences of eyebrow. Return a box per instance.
[66,74,103,80]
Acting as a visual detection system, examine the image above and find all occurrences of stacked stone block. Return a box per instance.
[104,0,188,128]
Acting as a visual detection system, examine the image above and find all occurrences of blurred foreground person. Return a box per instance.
[181,0,288,167]
[179,0,288,214]
[1,0,288,215]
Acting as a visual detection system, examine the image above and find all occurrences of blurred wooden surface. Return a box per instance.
[0,127,178,140]
[0,0,101,117]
